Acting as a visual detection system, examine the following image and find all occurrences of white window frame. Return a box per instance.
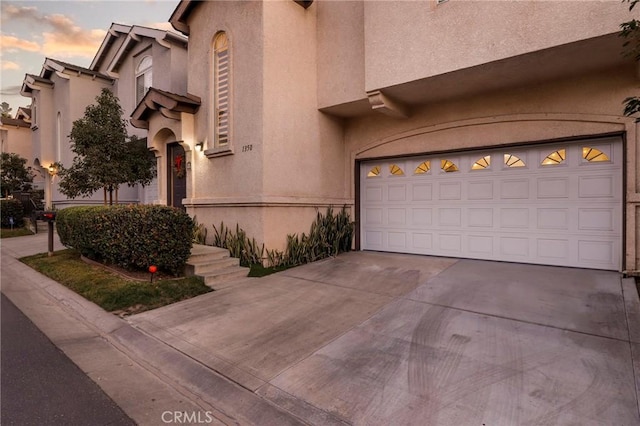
[207,31,232,157]
[135,56,152,105]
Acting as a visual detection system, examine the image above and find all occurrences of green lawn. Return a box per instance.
[1,227,34,238]
[21,249,212,316]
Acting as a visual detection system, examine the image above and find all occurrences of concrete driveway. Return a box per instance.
[128,252,640,425]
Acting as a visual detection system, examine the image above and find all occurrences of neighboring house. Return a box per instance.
[0,113,31,160]
[0,112,43,193]
[19,24,188,209]
[139,0,637,274]
[20,59,123,208]
[90,24,190,205]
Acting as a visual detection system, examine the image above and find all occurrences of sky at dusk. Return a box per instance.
[0,0,180,111]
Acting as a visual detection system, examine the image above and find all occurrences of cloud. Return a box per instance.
[2,61,20,70]
[1,4,105,59]
[1,4,39,21]
[147,21,174,32]
[0,85,22,96]
[0,35,40,53]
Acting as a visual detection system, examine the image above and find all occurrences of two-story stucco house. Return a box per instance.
[20,24,188,209]
[133,0,638,274]
[1,111,31,161]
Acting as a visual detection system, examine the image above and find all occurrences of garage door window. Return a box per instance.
[367,166,381,177]
[542,149,566,166]
[583,147,609,162]
[504,154,525,168]
[441,159,459,172]
[414,161,431,174]
[472,155,491,170]
[390,164,405,176]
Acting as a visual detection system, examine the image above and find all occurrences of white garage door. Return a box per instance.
[360,137,623,270]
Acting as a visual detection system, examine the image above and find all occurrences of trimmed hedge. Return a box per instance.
[56,205,193,275]
[1,199,24,228]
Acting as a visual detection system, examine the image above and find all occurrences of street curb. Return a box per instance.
[623,277,640,344]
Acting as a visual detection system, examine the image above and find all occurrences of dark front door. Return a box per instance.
[167,143,187,209]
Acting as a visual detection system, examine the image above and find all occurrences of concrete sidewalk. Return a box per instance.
[1,233,305,426]
[2,233,640,425]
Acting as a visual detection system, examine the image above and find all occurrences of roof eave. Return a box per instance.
[169,0,197,36]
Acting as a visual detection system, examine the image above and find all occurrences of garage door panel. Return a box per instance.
[438,208,462,227]
[578,240,615,265]
[501,179,530,199]
[412,183,433,201]
[468,180,494,200]
[537,177,570,199]
[364,208,383,225]
[387,184,407,201]
[388,231,407,249]
[537,208,569,230]
[364,230,383,248]
[536,239,570,261]
[388,208,407,226]
[468,208,494,228]
[501,208,530,229]
[578,208,614,231]
[365,186,383,202]
[411,208,433,226]
[500,236,530,257]
[360,138,622,270]
[468,235,494,255]
[578,175,614,198]
[438,234,462,252]
[438,182,462,200]
[413,233,433,250]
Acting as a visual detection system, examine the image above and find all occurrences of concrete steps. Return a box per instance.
[184,245,249,289]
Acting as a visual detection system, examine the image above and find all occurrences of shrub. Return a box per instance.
[1,199,24,228]
[56,205,193,275]
[212,222,265,267]
[212,205,354,268]
[281,206,354,266]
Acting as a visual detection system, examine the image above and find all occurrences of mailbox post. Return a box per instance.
[42,211,56,256]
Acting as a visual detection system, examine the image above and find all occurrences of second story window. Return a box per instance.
[136,56,152,105]
[213,32,230,147]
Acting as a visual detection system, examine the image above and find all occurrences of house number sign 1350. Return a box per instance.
[242,144,253,152]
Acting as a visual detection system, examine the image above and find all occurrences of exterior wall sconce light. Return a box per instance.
[195,142,204,152]
[48,163,59,176]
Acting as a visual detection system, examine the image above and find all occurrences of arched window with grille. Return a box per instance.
[135,56,152,105]
[213,32,230,147]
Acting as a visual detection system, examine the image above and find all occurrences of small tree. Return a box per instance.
[58,89,155,205]
[0,153,34,197]
[0,102,12,118]
[621,0,640,118]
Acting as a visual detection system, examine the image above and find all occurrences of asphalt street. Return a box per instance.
[1,293,135,426]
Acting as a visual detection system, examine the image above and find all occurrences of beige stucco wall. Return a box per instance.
[183,1,269,241]
[344,65,639,271]
[179,1,351,250]
[362,0,630,92]
[185,0,264,196]
[316,0,365,110]
[0,125,31,160]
